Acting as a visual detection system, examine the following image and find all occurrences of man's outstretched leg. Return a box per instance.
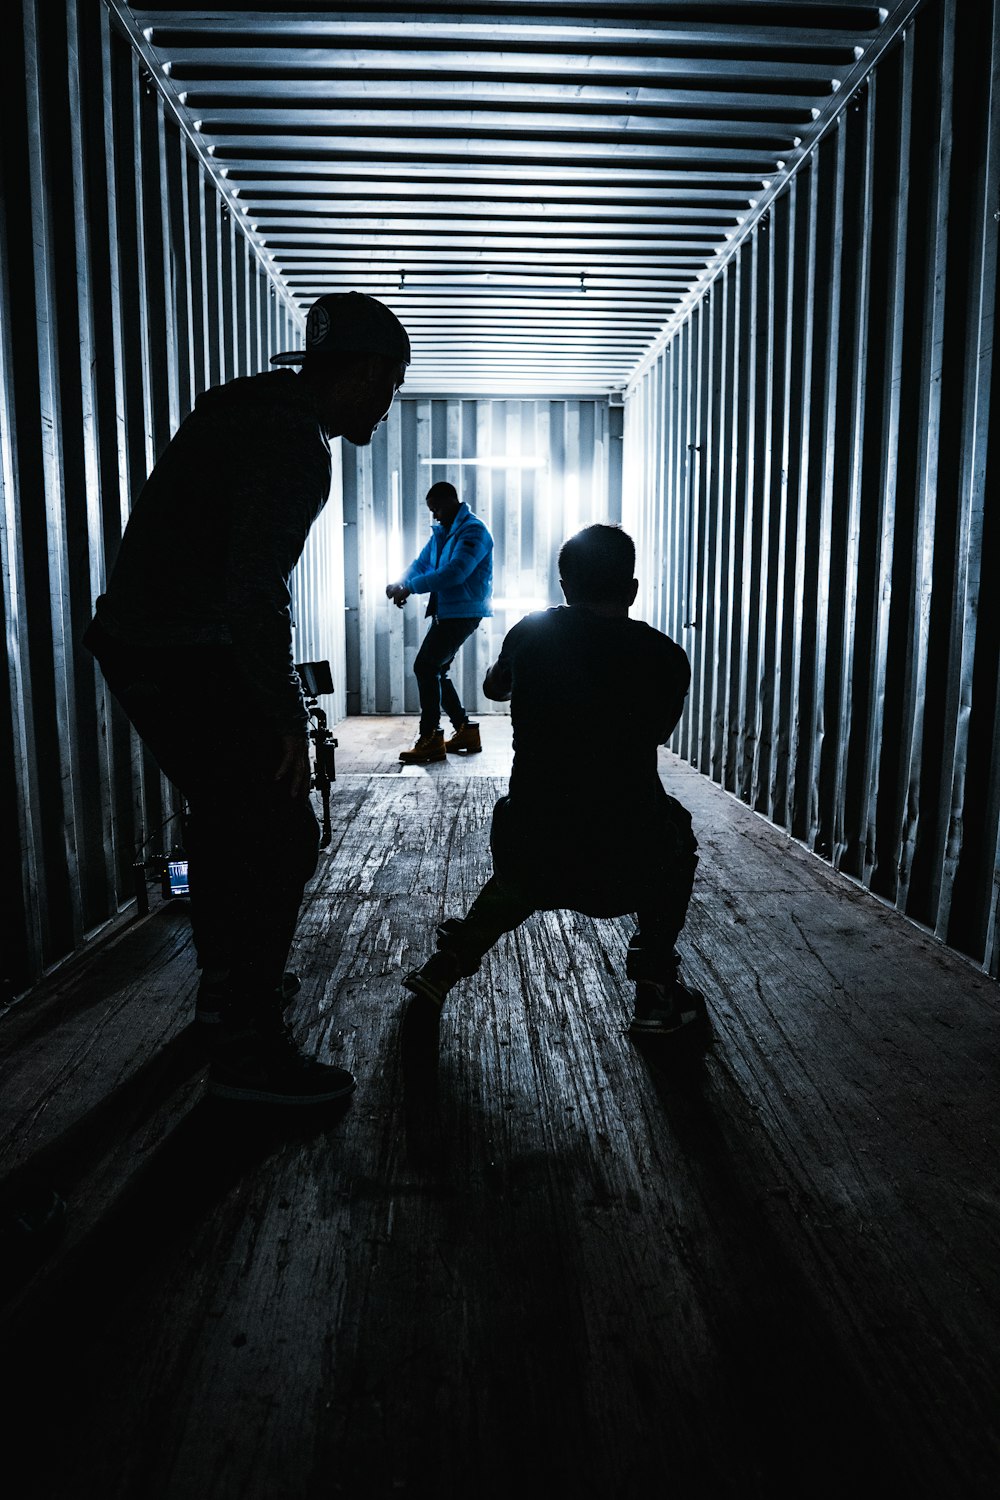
[404,874,535,1014]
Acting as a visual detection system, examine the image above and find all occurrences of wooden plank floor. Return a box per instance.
[1,714,998,1500]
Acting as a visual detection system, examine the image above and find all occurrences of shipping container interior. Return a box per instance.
[1,0,999,1494]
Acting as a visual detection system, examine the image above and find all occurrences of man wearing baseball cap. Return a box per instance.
[84,292,409,1107]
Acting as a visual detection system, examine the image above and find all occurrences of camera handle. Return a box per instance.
[304,694,338,847]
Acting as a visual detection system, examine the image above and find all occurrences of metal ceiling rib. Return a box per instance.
[115,1,922,395]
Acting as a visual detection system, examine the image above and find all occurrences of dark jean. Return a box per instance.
[433,868,697,988]
[433,789,698,987]
[84,619,319,1009]
[414,616,481,736]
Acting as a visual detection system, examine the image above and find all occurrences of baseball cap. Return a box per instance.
[270,292,410,367]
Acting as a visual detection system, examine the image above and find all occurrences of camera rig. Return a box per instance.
[295,660,338,847]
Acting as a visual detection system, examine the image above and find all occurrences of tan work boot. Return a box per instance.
[399,729,446,764]
[444,721,482,754]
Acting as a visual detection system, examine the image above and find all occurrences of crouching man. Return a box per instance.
[402,523,704,1037]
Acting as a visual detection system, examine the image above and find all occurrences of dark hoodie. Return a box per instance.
[95,370,332,734]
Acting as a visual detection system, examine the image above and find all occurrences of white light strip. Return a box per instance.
[420,456,542,468]
[492,597,550,612]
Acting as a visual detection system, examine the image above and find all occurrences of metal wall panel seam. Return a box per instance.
[341,446,361,715]
[204,179,221,391]
[192,160,211,397]
[135,68,175,840]
[641,366,654,628]
[767,181,797,829]
[358,431,377,716]
[0,14,42,984]
[939,0,1000,959]
[536,402,553,605]
[387,406,405,714]
[176,142,198,415]
[832,87,876,874]
[809,121,848,856]
[656,356,669,638]
[686,300,707,771]
[788,160,820,841]
[722,254,743,796]
[474,397,494,712]
[23,0,85,957]
[132,56,159,478]
[710,267,734,785]
[508,399,523,662]
[156,108,181,441]
[672,331,689,665]
[653,363,665,635]
[734,240,758,804]
[67,0,117,924]
[219,203,235,387]
[751,214,778,816]
[99,6,147,891]
[864,36,912,898]
[896,0,954,919]
[695,288,719,779]
[620,378,638,602]
[662,352,677,654]
[647,369,657,621]
[692,297,707,768]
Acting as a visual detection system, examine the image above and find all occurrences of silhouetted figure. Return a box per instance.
[403,523,703,1035]
[386,481,493,762]
[84,292,410,1105]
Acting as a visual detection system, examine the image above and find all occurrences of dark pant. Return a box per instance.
[433,865,696,988]
[85,620,319,1009]
[414,616,481,736]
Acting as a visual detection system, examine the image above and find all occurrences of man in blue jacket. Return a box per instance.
[386,482,494,763]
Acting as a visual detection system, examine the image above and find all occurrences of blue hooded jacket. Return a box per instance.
[402,502,493,618]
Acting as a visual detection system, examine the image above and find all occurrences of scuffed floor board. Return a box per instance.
[1,716,997,1500]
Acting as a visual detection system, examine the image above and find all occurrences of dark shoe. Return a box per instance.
[399,729,446,764]
[628,977,707,1036]
[208,1013,355,1105]
[444,721,482,754]
[196,970,301,1025]
[402,950,462,1011]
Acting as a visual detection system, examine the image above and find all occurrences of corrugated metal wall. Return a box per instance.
[623,0,1000,977]
[341,397,623,717]
[0,0,311,998]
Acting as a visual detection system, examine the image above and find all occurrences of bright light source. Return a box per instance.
[492,596,550,614]
[387,470,404,581]
[420,456,542,469]
[563,472,580,539]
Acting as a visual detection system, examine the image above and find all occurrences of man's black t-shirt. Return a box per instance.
[490,606,693,914]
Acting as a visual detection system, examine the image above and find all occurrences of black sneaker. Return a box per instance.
[207,1015,355,1105]
[196,970,301,1026]
[628,978,707,1036]
[402,950,462,1011]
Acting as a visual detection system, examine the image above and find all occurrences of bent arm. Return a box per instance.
[406,526,491,594]
[393,535,434,594]
[654,649,692,743]
[483,656,512,701]
[225,419,331,734]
